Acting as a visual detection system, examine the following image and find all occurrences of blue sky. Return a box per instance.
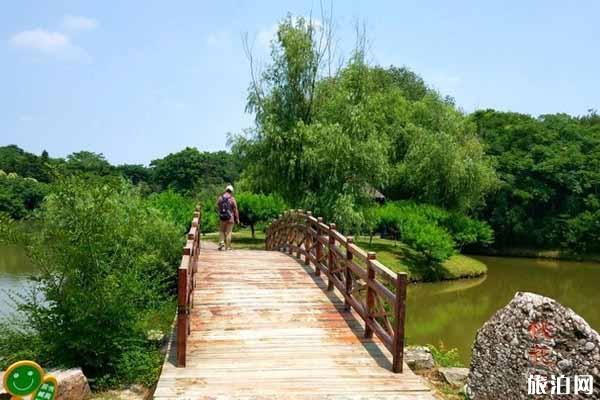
[2,1,599,165]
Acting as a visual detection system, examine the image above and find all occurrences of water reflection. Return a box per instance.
[0,245,36,317]
[406,256,600,365]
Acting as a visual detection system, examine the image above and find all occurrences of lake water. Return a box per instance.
[1,246,599,367]
[406,255,600,365]
[0,245,36,318]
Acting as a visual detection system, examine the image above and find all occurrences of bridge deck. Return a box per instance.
[154,242,434,399]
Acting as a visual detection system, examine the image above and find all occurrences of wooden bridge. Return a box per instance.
[154,210,434,399]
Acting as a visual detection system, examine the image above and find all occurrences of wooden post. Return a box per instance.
[296,209,304,259]
[315,217,323,276]
[327,223,336,291]
[287,210,294,255]
[277,214,283,251]
[364,252,376,339]
[392,272,408,373]
[305,211,312,265]
[345,236,354,311]
[176,266,188,367]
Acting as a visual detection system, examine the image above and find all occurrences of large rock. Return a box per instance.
[1,368,90,400]
[467,292,600,399]
[404,346,436,370]
[439,367,469,387]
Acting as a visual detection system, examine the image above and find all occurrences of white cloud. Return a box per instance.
[9,29,70,53]
[62,15,98,31]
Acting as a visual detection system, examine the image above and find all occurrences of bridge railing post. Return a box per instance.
[315,217,323,277]
[305,211,312,265]
[344,236,354,311]
[327,223,336,291]
[176,265,188,367]
[296,210,304,259]
[287,210,294,255]
[392,272,408,373]
[364,252,376,339]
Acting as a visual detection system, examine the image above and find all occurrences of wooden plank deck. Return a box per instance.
[154,242,434,399]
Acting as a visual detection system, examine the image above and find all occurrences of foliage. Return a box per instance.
[473,110,600,253]
[232,17,496,239]
[0,145,52,182]
[236,192,287,237]
[0,173,47,219]
[116,164,153,186]
[64,151,115,176]
[0,177,182,387]
[426,343,463,367]
[150,147,241,194]
[373,202,455,263]
[147,190,196,234]
[372,201,493,263]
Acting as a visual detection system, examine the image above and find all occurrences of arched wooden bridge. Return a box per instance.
[154,210,434,399]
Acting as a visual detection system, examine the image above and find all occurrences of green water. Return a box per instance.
[0,245,35,317]
[407,255,600,365]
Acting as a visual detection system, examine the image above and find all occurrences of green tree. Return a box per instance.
[0,145,51,182]
[150,147,241,194]
[232,17,496,236]
[65,151,114,176]
[0,177,182,387]
[116,164,152,185]
[236,193,287,238]
[473,109,600,253]
[0,173,47,219]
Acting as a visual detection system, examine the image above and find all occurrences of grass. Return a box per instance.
[355,236,487,282]
[202,228,486,282]
[204,228,266,250]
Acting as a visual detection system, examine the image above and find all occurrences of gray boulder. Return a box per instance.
[404,346,435,370]
[439,367,469,387]
[467,292,600,399]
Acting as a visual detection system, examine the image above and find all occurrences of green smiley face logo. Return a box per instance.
[4,361,44,396]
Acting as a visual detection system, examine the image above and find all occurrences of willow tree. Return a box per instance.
[233,15,497,231]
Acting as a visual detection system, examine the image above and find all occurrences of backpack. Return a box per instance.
[218,195,233,221]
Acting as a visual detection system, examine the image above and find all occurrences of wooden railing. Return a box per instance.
[176,206,201,367]
[266,209,408,373]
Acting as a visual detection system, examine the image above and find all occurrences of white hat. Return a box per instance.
[225,185,234,193]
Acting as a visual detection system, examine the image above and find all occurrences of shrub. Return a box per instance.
[372,201,493,260]
[373,202,455,263]
[0,177,182,388]
[0,174,47,219]
[147,189,196,234]
[427,342,463,367]
[236,192,287,238]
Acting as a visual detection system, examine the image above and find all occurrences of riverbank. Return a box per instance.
[469,246,600,263]
[205,229,487,282]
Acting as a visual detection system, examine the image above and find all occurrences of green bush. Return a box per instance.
[236,192,287,238]
[0,174,47,219]
[0,177,182,388]
[372,201,493,261]
[427,342,463,367]
[373,202,455,263]
[147,189,196,234]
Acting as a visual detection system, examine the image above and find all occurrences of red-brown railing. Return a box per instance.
[176,206,201,367]
[266,209,408,373]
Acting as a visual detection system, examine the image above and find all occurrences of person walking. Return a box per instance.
[217,185,239,251]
